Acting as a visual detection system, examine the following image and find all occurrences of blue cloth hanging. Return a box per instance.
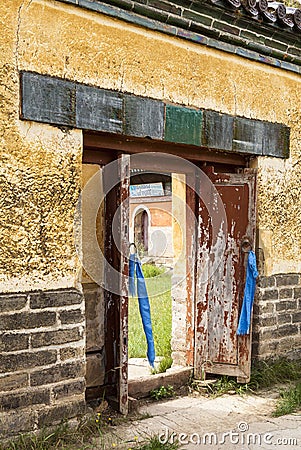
[237,250,258,336]
[129,253,156,367]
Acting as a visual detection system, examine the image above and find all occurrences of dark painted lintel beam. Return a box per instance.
[20,72,290,159]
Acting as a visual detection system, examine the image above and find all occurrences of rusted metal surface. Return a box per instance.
[195,168,257,382]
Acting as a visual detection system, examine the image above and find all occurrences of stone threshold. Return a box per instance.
[128,365,193,399]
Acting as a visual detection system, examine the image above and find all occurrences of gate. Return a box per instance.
[195,167,257,383]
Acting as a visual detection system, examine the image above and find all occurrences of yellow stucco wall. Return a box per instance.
[1,0,300,292]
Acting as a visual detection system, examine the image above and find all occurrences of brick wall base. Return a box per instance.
[0,289,86,436]
[252,274,301,361]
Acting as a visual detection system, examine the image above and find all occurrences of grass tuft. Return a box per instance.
[250,358,301,390]
[190,358,301,400]
[150,385,175,401]
[135,435,180,450]
[273,382,301,417]
[0,414,105,450]
[152,356,173,375]
[141,263,166,278]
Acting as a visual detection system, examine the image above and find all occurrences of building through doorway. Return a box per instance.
[128,169,188,379]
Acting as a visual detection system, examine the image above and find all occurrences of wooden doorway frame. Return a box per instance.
[82,132,251,410]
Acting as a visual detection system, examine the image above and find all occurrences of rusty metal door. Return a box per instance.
[103,154,130,414]
[195,167,257,383]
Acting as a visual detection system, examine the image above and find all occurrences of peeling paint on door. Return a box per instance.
[195,168,257,382]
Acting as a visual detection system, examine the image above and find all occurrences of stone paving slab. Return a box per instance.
[100,394,301,450]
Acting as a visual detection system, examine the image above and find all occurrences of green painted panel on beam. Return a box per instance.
[165,105,202,146]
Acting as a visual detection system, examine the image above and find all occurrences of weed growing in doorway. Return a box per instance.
[190,358,301,397]
[151,356,173,374]
[273,381,301,417]
[150,385,175,400]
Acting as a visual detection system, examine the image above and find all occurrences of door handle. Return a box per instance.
[241,236,252,253]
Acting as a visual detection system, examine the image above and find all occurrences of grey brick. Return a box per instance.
[277,313,292,325]
[30,289,83,309]
[277,324,298,338]
[0,389,50,411]
[258,316,277,327]
[0,373,29,392]
[0,295,27,312]
[262,122,290,158]
[275,274,300,287]
[0,333,29,352]
[52,379,86,400]
[183,10,213,27]
[213,20,240,36]
[294,287,301,299]
[233,117,264,155]
[278,337,295,353]
[201,110,233,151]
[148,0,181,15]
[31,361,85,386]
[0,311,56,331]
[276,300,297,311]
[292,311,301,323]
[257,340,279,354]
[258,302,275,314]
[253,303,259,316]
[262,289,278,301]
[260,328,278,341]
[258,276,276,289]
[279,288,293,299]
[0,409,36,436]
[31,328,81,348]
[59,309,85,325]
[132,2,169,22]
[38,400,86,428]
[60,346,84,361]
[0,350,57,374]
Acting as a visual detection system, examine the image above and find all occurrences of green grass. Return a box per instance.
[141,263,166,279]
[135,436,180,450]
[128,269,172,364]
[250,358,301,390]
[273,382,301,417]
[0,415,103,450]
[191,358,301,399]
[152,356,173,375]
[150,385,175,401]
[0,414,181,450]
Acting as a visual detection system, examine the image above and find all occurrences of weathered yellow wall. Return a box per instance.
[1,0,300,291]
[0,0,82,292]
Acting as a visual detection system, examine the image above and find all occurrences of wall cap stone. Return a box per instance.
[56,0,301,74]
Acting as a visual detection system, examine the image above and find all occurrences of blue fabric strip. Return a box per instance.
[237,250,259,336]
[129,255,156,367]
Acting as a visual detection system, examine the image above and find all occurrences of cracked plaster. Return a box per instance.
[0,0,300,293]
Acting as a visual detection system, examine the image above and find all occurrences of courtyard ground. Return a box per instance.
[100,391,301,450]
